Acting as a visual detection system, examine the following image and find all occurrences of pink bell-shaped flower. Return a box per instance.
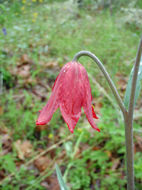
[36,61,100,133]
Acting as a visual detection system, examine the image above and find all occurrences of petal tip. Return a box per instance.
[96,128,100,132]
[94,115,99,119]
[69,129,74,133]
[36,120,46,125]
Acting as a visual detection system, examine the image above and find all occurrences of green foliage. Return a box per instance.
[0,4,6,25]
[134,152,142,179]
[64,105,126,189]
[1,68,14,88]
[0,92,35,140]
[134,152,142,189]
[68,160,91,190]
[0,154,16,173]
[136,0,142,8]
[0,165,45,190]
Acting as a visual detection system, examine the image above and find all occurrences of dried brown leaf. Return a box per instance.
[20,54,33,65]
[40,61,58,69]
[45,176,60,190]
[34,156,51,172]
[14,140,33,160]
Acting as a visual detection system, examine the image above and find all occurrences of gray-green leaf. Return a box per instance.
[55,164,69,190]
[124,57,142,109]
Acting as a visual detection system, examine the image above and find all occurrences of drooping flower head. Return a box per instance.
[36,61,100,133]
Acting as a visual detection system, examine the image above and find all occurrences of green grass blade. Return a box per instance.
[55,164,69,190]
[124,57,142,109]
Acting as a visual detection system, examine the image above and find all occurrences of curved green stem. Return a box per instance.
[73,50,127,116]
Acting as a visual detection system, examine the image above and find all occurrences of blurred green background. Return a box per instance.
[0,0,142,189]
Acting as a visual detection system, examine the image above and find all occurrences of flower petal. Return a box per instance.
[59,62,84,133]
[84,106,100,132]
[36,72,63,125]
[36,63,68,125]
[60,105,81,133]
[82,69,100,132]
[36,91,59,125]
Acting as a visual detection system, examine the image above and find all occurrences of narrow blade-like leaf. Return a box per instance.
[55,164,68,190]
[124,57,142,109]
